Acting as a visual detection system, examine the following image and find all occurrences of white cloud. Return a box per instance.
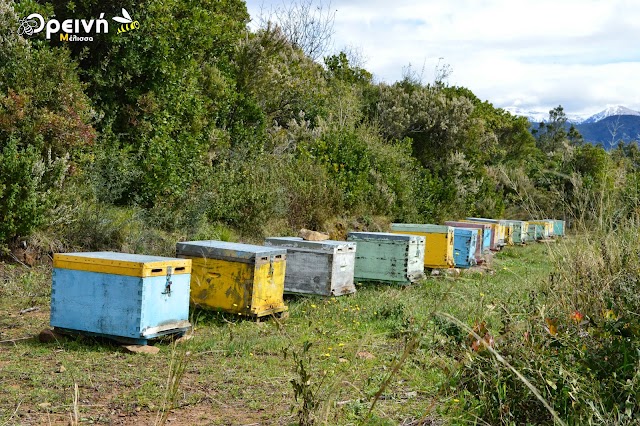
[245,0,640,115]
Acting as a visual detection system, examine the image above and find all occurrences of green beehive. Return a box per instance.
[504,220,529,244]
[527,224,544,241]
[347,232,425,284]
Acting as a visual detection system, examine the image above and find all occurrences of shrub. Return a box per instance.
[445,225,640,425]
[0,141,47,247]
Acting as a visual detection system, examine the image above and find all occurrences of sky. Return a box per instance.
[244,0,640,120]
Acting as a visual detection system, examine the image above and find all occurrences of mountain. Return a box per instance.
[506,105,640,147]
[504,106,588,124]
[575,115,640,147]
[581,106,640,124]
[502,107,549,123]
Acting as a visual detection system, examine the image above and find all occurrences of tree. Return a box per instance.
[534,105,569,153]
[568,124,584,147]
[257,0,336,61]
[0,0,94,245]
[324,52,372,85]
[45,0,253,206]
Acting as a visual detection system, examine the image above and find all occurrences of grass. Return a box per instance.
[0,242,557,425]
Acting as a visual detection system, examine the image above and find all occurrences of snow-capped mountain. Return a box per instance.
[502,107,549,123]
[582,106,640,124]
[503,106,588,124]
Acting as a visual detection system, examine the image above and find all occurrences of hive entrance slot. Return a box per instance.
[174,267,186,272]
[151,268,163,273]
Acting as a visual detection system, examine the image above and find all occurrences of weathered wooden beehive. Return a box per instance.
[452,228,478,269]
[444,221,491,256]
[390,224,454,269]
[175,241,287,318]
[346,232,425,284]
[51,252,192,345]
[263,237,356,296]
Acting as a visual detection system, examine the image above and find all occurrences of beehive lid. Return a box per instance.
[264,237,356,253]
[53,252,191,277]
[390,223,452,234]
[176,241,286,262]
[347,232,424,243]
[529,219,553,225]
[466,217,502,223]
[445,221,491,229]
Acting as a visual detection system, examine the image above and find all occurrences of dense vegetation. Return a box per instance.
[2,0,639,254]
[1,1,639,424]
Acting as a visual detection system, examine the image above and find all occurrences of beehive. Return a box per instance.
[452,228,478,268]
[547,219,565,237]
[460,219,503,250]
[504,220,529,244]
[466,218,514,247]
[346,232,425,284]
[390,224,454,269]
[264,237,356,296]
[176,241,287,317]
[51,252,192,345]
[445,221,491,256]
[527,224,545,241]
[528,220,554,239]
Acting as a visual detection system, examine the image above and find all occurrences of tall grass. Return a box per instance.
[443,163,640,424]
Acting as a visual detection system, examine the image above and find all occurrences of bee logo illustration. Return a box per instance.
[18,17,39,36]
[112,8,139,34]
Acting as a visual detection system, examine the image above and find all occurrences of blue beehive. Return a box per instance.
[445,221,491,254]
[51,252,192,345]
[452,228,477,269]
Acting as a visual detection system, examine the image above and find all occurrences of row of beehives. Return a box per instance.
[48,218,564,345]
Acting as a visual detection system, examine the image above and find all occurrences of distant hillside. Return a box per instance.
[575,115,640,147]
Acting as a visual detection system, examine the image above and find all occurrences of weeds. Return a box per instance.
[287,341,325,426]
[155,341,191,426]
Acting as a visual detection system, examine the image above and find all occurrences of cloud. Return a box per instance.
[245,0,640,115]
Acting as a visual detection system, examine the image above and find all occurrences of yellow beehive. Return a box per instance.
[176,241,287,318]
[503,223,514,246]
[390,224,454,269]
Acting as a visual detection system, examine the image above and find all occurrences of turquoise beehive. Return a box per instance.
[546,219,565,237]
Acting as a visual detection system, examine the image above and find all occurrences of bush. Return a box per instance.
[0,137,73,246]
[0,141,47,247]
